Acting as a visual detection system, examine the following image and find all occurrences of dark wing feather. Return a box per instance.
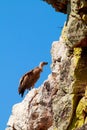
[20,69,33,84]
[18,69,34,97]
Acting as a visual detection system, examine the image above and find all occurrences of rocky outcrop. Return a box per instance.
[6,0,87,130]
[51,41,87,130]
[44,0,87,48]
[6,39,87,130]
[6,86,53,130]
[63,0,87,48]
[6,72,58,130]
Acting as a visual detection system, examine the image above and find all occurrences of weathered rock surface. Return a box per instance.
[44,0,87,48]
[6,0,87,130]
[51,40,87,130]
[6,81,56,130]
[76,123,87,130]
[64,0,87,48]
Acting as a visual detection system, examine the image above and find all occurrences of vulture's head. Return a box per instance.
[39,62,48,71]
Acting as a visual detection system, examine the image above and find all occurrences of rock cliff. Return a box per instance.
[6,0,87,130]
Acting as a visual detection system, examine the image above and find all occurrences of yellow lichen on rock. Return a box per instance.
[67,94,81,130]
[67,47,87,130]
[82,14,87,23]
[68,89,87,130]
[72,87,87,129]
[68,85,87,130]
[53,127,58,130]
[73,48,82,66]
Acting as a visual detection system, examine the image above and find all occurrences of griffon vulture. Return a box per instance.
[18,62,48,97]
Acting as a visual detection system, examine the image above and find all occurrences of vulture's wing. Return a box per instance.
[18,69,34,97]
[19,69,33,85]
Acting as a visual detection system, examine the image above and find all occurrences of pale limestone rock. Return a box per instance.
[6,79,55,130]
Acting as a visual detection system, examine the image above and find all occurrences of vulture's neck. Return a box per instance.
[39,64,43,72]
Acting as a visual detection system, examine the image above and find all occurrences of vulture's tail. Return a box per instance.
[18,85,25,97]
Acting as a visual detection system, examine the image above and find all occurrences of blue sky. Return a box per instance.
[0,1,66,129]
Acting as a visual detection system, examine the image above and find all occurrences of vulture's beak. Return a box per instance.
[43,62,48,65]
